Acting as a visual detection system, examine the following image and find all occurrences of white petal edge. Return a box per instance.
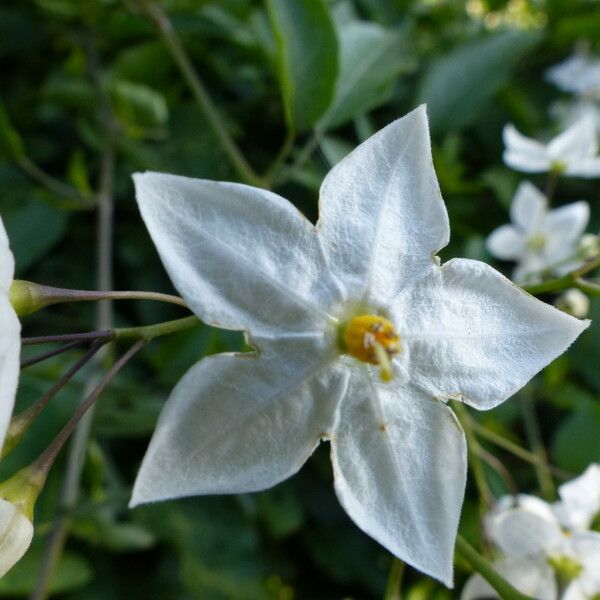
[130,336,347,506]
[0,297,20,453]
[0,215,14,293]
[486,224,525,260]
[391,258,589,410]
[503,124,550,172]
[548,118,598,164]
[543,201,590,263]
[558,464,600,530]
[510,181,547,233]
[133,172,339,335]
[0,500,33,578]
[330,370,467,587]
[317,105,450,303]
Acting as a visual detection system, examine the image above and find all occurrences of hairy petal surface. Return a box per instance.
[130,336,346,506]
[392,259,589,410]
[486,224,525,260]
[461,557,557,600]
[134,172,339,335]
[330,370,466,587]
[317,105,449,303]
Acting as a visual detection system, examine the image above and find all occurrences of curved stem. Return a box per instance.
[137,0,262,187]
[114,315,201,341]
[383,558,404,600]
[455,535,535,600]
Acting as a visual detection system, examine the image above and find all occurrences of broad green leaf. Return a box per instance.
[0,101,24,159]
[320,21,414,129]
[417,30,542,135]
[267,0,338,132]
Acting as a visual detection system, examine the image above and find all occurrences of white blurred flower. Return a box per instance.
[129,106,588,587]
[0,215,21,454]
[0,498,33,578]
[486,181,589,283]
[463,494,600,599]
[503,118,600,177]
[550,100,600,134]
[554,464,600,531]
[546,53,600,101]
[555,289,590,319]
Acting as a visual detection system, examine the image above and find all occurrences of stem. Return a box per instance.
[21,341,84,369]
[383,558,404,600]
[522,253,600,296]
[276,128,323,186]
[520,395,555,501]
[263,129,295,187]
[137,0,262,187]
[544,171,559,203]
[474,445,518,496]
[22,330,114,346]
[30,340,145,482]
[455,535,535,600]
[114,315,200,341]
[16,156,93,207]
[3,342,105,459]
[467,419,572,480]
[454,404,494,509]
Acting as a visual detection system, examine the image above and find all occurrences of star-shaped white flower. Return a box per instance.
[546,53,600,101]
[0,215,21,454]
[463,494,600,600]
[130,107,588,586]
[554,464,600,531]
[486,181,590,283]
[503,118,600,177]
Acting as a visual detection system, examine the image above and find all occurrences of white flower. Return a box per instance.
[503,118,600,177]
[0,498,33,578]
[463,494,600,600]
[546,53,600,101]
[486,181,589,283]
[554,464,600,531]
[550,100,600,134]
[129,106,588,586]
[0,215,21,454]
[555,289,590,319]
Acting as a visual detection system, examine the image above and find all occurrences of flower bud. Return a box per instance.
[555,289,590,319]
[9,280,46,317]
[0,498,33,577]
[578,233,600,260]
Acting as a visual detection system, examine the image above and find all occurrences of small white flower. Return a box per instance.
[0,498,33,578]
[550,100,600,134]
[554,464,600,531]
[555,289,590,319]
[130,107,588,586]
[486,182,589,283]
[503,118,600,177]
[0,215,21,454]
[546,53,600,101]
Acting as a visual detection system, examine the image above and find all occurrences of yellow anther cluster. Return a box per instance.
[342,315,401,381]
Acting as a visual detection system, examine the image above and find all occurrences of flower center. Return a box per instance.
[547,554,583,584]
[550,159,567,174]
[527,232,547,252]
[341,315,401,382]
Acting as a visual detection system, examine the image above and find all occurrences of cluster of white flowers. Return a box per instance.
[546,52,600,131]
[130,107,587,586]
[487,53,600,286]
[462,464,600,600]
[0,216,32,578]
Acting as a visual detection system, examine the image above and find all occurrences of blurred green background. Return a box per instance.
[0,0,599,597]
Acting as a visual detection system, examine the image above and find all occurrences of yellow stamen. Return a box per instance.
[342,315,401,382]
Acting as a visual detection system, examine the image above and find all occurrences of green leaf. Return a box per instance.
[267,0,338,132]
[417,30,542,135]
[552,408,600,472]
[320,21,414,130]
[0,101,24,159]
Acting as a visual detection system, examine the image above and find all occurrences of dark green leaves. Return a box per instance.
[418,30,543,135]
[267,0,338,132]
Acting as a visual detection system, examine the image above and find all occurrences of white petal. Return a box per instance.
[490,507,563,558]
[0,215,15,293]
[543,201,590,262]
[510,181,547,232]
[330,371,466,587]
[486,225,525,260]
[503,124,550,172]
[0,296,20,452]
[548,118,598,164]
[558,464,600,530]
[317,105,449,304]
[461,557,557,600]
[130,335,346,506]
[568,157,600,178]
[0,500,33,578]
[563,583,593,600]
[133,172,339,335]
[392,259,589,410]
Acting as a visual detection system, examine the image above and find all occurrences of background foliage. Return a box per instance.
[0,0,599,597]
